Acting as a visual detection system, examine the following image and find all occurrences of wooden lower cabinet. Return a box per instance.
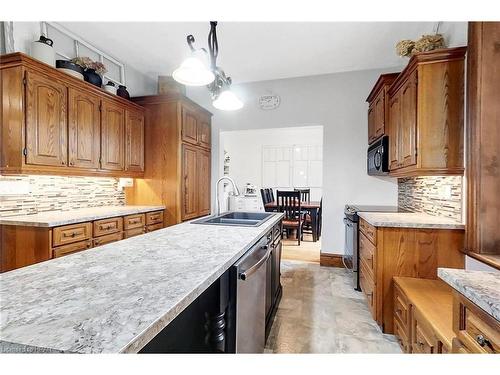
[393,277,455,354]
[93,232,123,247]
[125,227,146,238]
[358,218,465,333]
[0,210,165,272]
[53,240,92,258]
[452,291,500,354]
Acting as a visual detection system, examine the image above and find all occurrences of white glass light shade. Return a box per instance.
[172,56,215,86]
[212,90,243,111]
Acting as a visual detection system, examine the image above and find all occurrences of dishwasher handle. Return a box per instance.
[239,245,270,281]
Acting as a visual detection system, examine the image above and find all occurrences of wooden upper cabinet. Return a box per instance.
[181,144,199,220]
[198,117,211,149]
[125,109,145,172]
[0,53,144,177]
[25,70,68,167]
[387,47,466,177]
[366,73,399,144]
[68,88,100,169]
[197,148,211,216]
[101,100,125,171]
[388,93,401,170]
[181,105,199,145]
[466,22,500,257]
[399,72,417,168]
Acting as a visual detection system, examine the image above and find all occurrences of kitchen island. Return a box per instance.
[0,213,283,353]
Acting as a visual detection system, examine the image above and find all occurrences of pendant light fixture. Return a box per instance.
[172,21,243,111]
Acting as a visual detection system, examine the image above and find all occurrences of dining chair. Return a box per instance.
[294,188,311,203]
[277,190,303,245]
[268,188,275,203]
[304,198,322,240]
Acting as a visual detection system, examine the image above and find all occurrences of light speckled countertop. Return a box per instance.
[357,212,464,230]
[438,268,500,321]
[0,205,165,227]
[0,213,283,353]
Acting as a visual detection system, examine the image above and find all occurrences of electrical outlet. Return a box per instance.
[443,185,452,200]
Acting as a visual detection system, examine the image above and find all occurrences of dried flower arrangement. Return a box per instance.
[70,56,108,75]
[396,34,446,57]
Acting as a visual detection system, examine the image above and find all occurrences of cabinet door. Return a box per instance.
[388,93,401,170]
[197,148,211,216]
[181,144,199,220]
[400,73,417,168]
[198,117,211,149]
[68,88,100,169]
[367,104,376,144]
[374,91,385,141]
[25,70,68,167]
[125,109,145,172]
[101,100,125,171]
[181,106,199,145]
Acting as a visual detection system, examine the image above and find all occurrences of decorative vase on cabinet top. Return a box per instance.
[117,85,130,100]
[31,36,55,67]
[84,68,102,88]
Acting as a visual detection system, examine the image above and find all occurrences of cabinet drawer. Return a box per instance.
[359,232,376,278]
[124,214,145,230]
[394,316,410,353]
[124,227,145,238]
[147,223,163,232]
[394,283,410,329]
[412,309,436,354]
[93,232,123,247]
[359,261,376,320]
[359,218,377,245]
[94,217,123,237]
[146,211,164,225]
[53,222,92,247]
[458,299,500,354]
[53,240,92,258]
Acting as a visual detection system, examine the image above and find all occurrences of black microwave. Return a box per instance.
[367,136,389,175]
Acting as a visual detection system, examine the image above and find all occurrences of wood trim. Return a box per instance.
[388,47,467,95]
[133,93,213,117]
[366,72,400,102]
[320,253,344,267]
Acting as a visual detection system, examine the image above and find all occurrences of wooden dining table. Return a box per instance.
[264,200,321,242]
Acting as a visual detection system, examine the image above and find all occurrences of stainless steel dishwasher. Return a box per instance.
[233,237,270,353]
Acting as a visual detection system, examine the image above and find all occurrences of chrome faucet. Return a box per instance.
[215,176,240,215]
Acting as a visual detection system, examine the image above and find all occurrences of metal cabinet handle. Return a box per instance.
[239,246,270,281]
[476,334,490,348]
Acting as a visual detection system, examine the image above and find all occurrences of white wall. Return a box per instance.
[188,68,401,255]
[8,22,156,96]
[221,126,324,199]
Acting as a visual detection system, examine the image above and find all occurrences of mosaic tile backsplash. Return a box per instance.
[0,175,125,217]
[398,176,463,222]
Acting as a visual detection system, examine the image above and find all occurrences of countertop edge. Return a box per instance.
[0,206,166,227]
[357,212,465,230]
[438,268,500,321]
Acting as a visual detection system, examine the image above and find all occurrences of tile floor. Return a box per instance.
[265,260,402,353]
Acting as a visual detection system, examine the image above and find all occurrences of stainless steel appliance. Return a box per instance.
[367,136,389,175]
[233,236,270,353]
[344,204,400,291]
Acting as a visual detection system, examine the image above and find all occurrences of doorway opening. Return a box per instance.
[219,125,324,263]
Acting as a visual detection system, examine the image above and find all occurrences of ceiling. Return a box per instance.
[58,22,437,83]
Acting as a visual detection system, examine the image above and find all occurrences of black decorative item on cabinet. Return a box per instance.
[83,68,102,87]
[117,85,130,100]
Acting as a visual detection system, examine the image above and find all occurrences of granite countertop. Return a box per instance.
[357,211,465,230]
[438,268,500,321]
[0,205,166,227]
[0,213,283,353]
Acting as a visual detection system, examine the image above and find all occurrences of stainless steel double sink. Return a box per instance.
[191,212,274,227]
